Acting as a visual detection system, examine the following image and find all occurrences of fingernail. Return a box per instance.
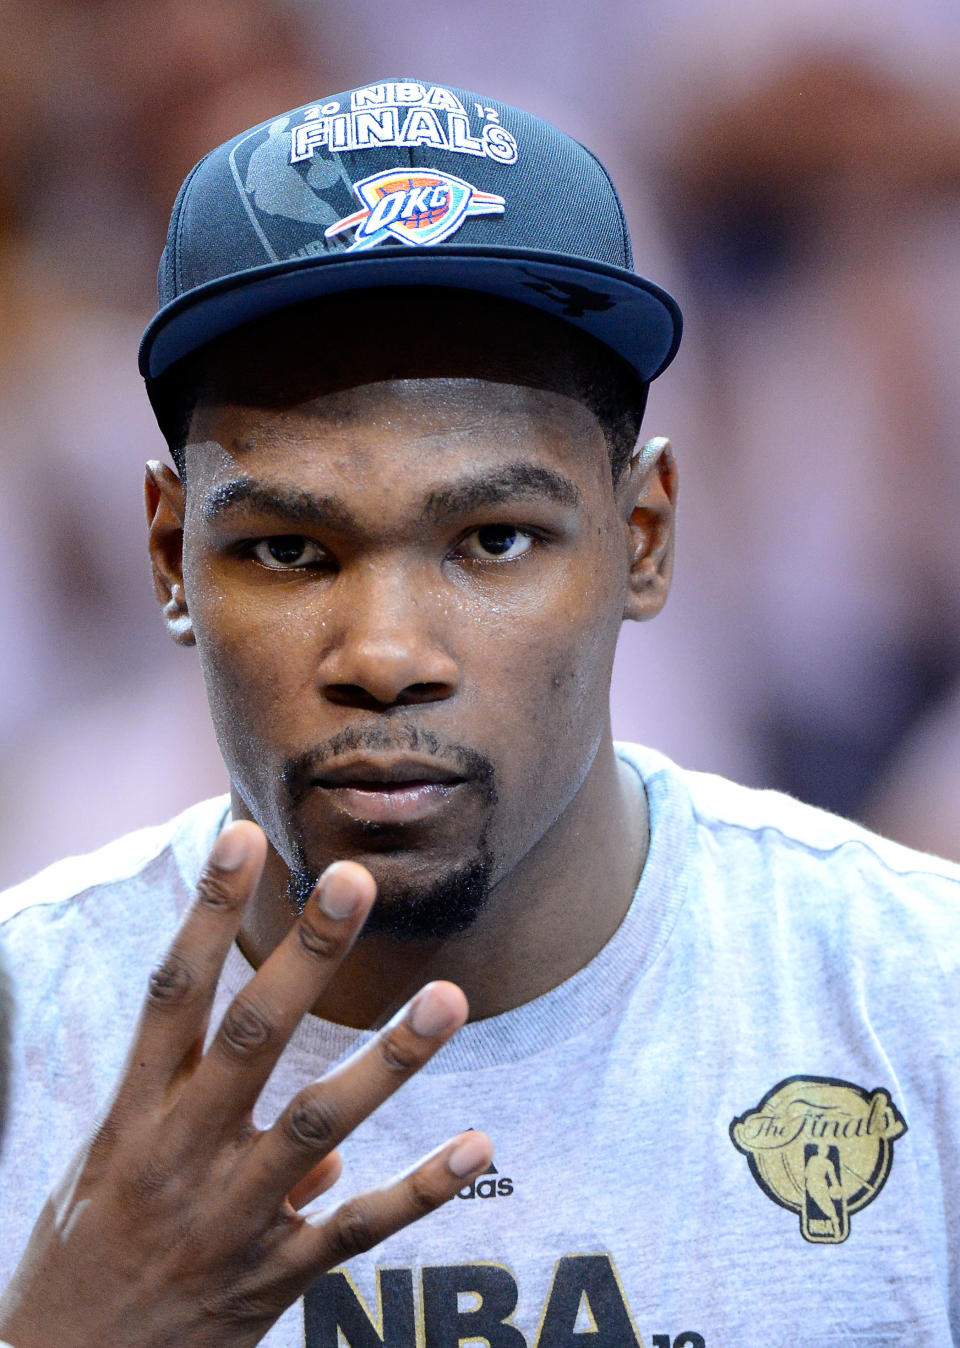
[318,864,361,920]
[409,983,458,1037]
[448,1134,492,1177]
[211,825,248,871]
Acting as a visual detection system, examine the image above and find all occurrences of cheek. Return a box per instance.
[474,557,624,811]
[188,581,317,771]
[509,543,624,713]
[503,607,617,732]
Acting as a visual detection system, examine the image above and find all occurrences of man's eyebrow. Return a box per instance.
[421,463,582,523]
[201,478,358,532]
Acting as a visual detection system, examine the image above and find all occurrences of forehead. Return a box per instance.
[184,290,614,489]
[188,380,611,524]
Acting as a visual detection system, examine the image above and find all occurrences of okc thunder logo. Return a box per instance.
[325,168,505,252]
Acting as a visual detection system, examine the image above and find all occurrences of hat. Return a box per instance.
[139,77,682,388]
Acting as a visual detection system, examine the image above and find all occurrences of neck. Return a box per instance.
[235,736,647,1028]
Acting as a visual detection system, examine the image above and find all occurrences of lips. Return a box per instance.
[308,755,467,826]
[313,756,465,788]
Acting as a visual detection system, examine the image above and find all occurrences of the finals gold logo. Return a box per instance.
[730,1076,907,1243]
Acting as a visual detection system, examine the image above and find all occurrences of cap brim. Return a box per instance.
[139,245,681,386]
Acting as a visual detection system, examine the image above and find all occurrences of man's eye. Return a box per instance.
[250,536,326,570]
[454,525,535,562]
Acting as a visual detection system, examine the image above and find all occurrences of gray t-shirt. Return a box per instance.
[1,744,958,1346]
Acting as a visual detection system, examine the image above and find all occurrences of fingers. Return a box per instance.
[287,1151,343,1211]
[181,862,377,1131]
[241,981,467,1206]
[121,822,267,1095]
[293,1131,493,1274]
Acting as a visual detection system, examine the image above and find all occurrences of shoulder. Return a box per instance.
[0,796,230,982]
[617,741,960,961]
[619,738,960,881]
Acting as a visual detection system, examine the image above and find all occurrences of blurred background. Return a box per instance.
[2,0,960,887]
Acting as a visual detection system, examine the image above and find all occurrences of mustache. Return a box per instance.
[282,724,497,804]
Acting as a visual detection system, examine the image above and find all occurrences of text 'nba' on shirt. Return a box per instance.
[290,83,520,165]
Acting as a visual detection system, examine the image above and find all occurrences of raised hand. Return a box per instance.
[0,821,492,1347]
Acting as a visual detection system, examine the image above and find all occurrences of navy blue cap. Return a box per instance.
[139,78,682,386]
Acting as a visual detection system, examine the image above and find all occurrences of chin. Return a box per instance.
[287,847,494,942]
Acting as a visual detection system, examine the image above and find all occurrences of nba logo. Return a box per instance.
[802,1143,847,1242]
[326,168,505,252]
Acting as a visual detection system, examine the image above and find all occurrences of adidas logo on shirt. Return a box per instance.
[456,1160,514,1200]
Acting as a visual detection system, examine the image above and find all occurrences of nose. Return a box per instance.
[317,564,460,710]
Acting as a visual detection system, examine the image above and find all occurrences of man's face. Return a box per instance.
[169,300,650,937]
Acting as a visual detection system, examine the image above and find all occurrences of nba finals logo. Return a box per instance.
[324,168,505,252]
[730,1076,907,1243]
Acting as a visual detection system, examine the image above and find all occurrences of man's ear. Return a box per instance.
[620,436,678,623]
[144,460,194,646]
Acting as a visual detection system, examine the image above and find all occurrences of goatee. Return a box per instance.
[287,850,494,941]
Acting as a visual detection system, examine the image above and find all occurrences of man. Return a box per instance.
[0,78,958,1346]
